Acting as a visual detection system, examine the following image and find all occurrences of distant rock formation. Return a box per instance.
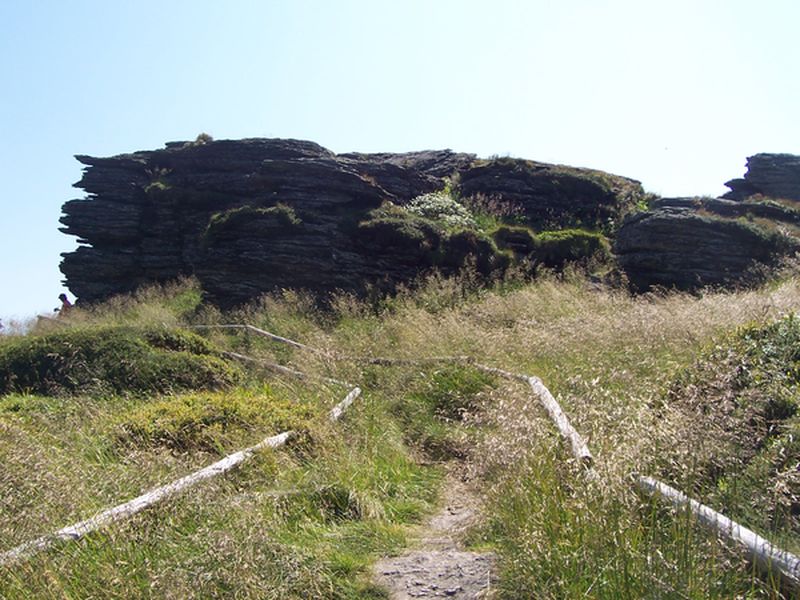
[723,153,800,202]
[616,153,800,291]
[60,138,643,306]
[615,197,799,290]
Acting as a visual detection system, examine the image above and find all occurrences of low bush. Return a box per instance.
[535,229,611,268]
[358,205,510,280]
[116,386,312,452]
[405,190,477,230]
[356,212,441,262]
[440,230,511,275]
[0,326,240,396]
[665,314,800,541]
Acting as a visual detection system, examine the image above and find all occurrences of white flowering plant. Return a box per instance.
[406,191,478,230]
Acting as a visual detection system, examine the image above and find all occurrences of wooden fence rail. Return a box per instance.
[0,387,361,567]
[7,320,798,592]
[637,475,800,590]
[196,322,800,590]
[201,324,596,471]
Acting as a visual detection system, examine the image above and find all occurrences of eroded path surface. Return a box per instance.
[373,471,496,599]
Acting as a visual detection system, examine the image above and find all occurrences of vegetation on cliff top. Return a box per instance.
[357,187,612,283]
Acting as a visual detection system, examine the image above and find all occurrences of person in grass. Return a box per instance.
[57,293,73,316]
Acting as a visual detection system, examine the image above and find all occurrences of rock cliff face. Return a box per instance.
[60,138,643,306]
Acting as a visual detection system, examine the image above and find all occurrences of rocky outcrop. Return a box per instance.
[724,154,800,202]
[615,197,800,291]
[60,138,643,307]
[457,158,644,230]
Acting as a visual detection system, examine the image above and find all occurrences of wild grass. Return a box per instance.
[2,273,800,597]
[323,270,800,597]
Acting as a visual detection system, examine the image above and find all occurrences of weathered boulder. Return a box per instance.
[60,138,645,306]
[457,157,644,230]
[724,153,800,202]
[615,197,799,291]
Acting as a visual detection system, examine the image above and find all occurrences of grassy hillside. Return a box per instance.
[2,274,800,598]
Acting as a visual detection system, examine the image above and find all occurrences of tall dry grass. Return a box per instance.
[317,271,800,597]
[3,272,800,597]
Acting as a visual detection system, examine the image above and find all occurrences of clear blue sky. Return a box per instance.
[1,0,798,322]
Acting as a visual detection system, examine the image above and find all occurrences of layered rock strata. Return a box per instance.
[724,153,800,202]
[615,196,800,291]
[60,138,642,306]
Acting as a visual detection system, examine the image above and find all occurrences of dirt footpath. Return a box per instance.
[373,472,496,599]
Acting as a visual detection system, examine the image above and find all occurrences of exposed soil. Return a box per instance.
[373,469,496,599]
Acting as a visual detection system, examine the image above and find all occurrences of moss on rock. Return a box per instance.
[535,229,611,268]
[204,204,302,243]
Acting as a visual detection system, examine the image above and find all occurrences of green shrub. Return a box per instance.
[116,386,311,451]
[535,229,610,267]
[356,207,442,261]
[666,314,800,535]
[0,326,241,396]
[194,132,213,145]
[440,230,510,275]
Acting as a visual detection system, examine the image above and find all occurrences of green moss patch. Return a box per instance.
[116,386,312,452]
[493,226,610,268]
[535,229,610,267]
[0,326,240,396]
[492,225,538,255]
[204,204,302,243]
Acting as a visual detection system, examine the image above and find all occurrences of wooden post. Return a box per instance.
[329,387,362,422]
[0,431,292,566]
[637,475,800,591]
[222,351,351,387]
[526,376,595,469]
